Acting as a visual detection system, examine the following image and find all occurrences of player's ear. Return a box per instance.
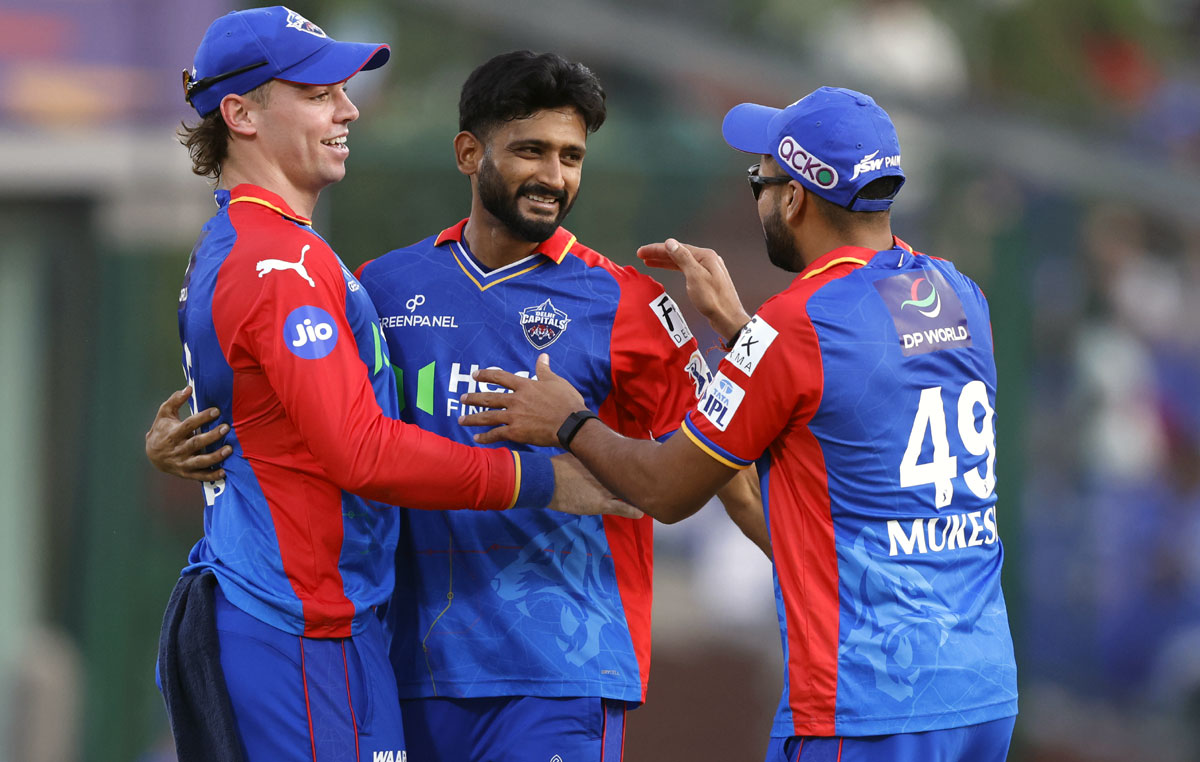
[782,181,806,225]
[221,93,257,137]
[454,131,484,176]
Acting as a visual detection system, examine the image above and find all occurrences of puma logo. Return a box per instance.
[257,245,315,287]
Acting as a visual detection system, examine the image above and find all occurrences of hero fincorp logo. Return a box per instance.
[874,269,971,356]
[849,150,901,181]
[284,305,338,359]
[520,299,570,349]
[777,136,838,189]
[444,361,533,417]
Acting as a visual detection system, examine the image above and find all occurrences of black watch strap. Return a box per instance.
[719,321,751,352]
[556,410,599,451]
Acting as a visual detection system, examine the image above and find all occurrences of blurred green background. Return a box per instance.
[3,0,1200,760]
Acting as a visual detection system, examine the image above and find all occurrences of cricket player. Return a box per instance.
[459,86,1019,761]
[157,12,625,761]
[357,51,761,762]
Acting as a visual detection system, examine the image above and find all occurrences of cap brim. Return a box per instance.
[721,103,781,155]
[277,42,390,86]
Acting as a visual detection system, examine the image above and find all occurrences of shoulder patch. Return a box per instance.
[284,305,339,359]
[873,269,972,356]
[726,316,779,377]
[649,292,693,348]
[685,350,713,398]
[697,371,745,431]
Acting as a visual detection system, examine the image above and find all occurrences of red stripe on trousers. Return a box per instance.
[300,638,317,761]
[342,642,360,761]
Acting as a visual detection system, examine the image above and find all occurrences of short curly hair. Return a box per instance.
[459,51,606,140]
[178,81,273,181]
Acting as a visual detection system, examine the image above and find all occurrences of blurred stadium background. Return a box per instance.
[4,0,1200,759]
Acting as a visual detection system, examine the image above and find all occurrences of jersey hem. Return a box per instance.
[771,697,1019,738]
[186,566,371,639]
[394,677,645,704]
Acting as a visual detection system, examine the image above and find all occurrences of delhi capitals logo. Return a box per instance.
[900,277,941,318]
[285,9,327,38]
[519,299,570,349]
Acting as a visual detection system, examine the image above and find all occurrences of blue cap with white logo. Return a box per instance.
[722,86,904,211]
[184,6,390,117]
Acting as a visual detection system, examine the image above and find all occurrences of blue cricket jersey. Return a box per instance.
[357,220,707,703]
[684,238,1018,736]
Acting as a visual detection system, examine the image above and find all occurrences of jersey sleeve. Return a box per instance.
[213,231,553,510]
[681,299,822,469]
[604,273,709,440]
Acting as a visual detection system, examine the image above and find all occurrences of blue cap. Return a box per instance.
[185,6,390,117]
[722,86,904,211]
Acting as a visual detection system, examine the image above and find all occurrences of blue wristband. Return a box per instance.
[512,452,555,509]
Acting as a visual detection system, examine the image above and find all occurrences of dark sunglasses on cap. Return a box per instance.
[746,163,792,201]
[182,60,269,107]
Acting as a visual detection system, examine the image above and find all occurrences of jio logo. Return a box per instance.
[284,305,339,359]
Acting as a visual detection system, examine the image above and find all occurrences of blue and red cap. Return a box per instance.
[722,86,904,211]
[184,6,390,117]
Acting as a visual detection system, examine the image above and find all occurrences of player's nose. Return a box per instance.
[535,156,566,190]
[335,88,359,123]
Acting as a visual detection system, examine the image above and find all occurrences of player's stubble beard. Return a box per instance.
[762,203,803,272]
[477,154,576,243]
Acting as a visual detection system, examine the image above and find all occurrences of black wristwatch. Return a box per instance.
[556,410,599,451]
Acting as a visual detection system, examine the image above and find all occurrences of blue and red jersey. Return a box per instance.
[177,187,552,639]
[357,221,707,703]
[684,239,1018,736]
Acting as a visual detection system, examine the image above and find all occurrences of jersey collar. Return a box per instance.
[800,235,916,280]
[434,218,577,265]
[223,184,314,226]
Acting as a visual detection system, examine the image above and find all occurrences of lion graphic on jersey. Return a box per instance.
[839,526,959,703]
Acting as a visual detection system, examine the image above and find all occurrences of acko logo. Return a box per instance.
[284,305,339,359]
[777,136,838,189]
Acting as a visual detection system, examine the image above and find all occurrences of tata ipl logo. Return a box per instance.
[900,277,941,318]
[777,136,838,189]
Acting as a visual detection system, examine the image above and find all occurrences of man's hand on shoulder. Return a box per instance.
[145,386,232,482]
